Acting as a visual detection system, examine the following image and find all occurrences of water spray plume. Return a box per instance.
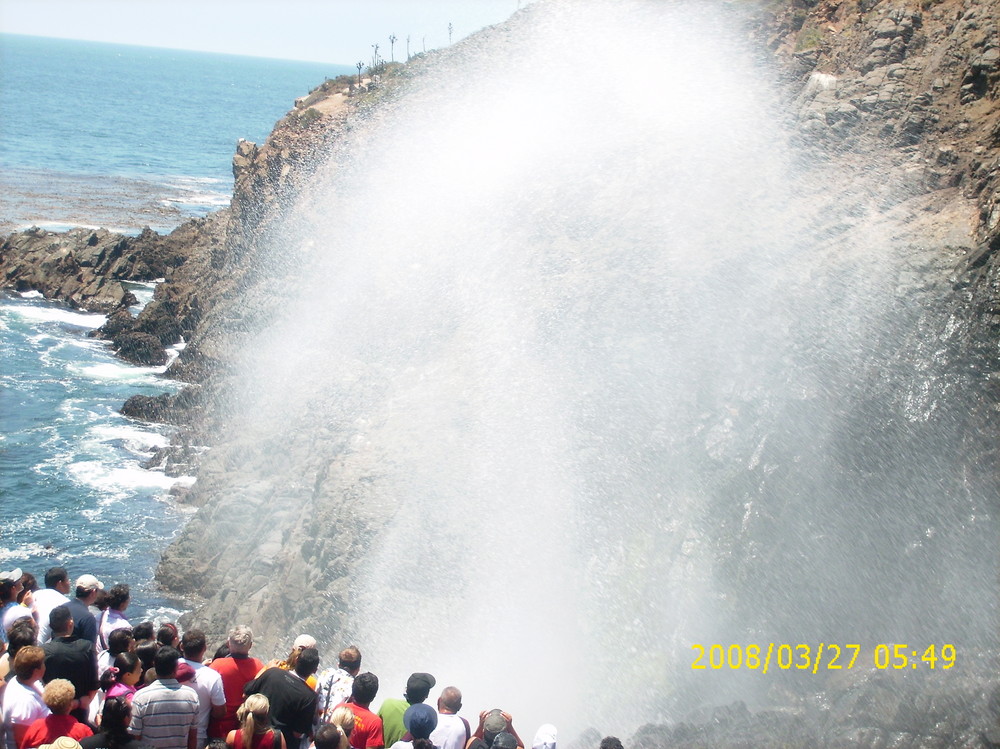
[213,0,997,737]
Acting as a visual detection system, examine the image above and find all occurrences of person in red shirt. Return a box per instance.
[20,679,93,749]
[339,673,384,749]
[208,626,264,739]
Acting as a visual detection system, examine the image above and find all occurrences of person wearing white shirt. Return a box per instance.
[97,584,131,653]
[1,645,50,749]
[32,567,71,644]
[429,687,471,749]
[180,629,226,747]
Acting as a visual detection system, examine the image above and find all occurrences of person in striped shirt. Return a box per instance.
[129,646,199,749]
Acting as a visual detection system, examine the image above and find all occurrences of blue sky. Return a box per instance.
[0,0,526,64]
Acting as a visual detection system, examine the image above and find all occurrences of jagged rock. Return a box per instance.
[121,393,175,422]
[135,298,183,345]
[113,332,167,365]
[91,308,136,340]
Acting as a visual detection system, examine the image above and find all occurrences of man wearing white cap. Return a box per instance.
[65,575,102,647]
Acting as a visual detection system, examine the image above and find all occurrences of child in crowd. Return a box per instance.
[100,653,143,701]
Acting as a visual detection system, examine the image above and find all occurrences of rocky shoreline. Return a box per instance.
[3,0,1000,745]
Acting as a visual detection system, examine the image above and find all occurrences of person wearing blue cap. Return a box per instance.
[387,703,437,749]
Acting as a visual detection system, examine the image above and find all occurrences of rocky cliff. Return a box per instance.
[143,0,1000,644]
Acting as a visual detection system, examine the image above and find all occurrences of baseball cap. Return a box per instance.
[405,672,436,699]
[293,634,317,649]
[76,574,104,591]
[403,703,438,740]
[0,568,22,582]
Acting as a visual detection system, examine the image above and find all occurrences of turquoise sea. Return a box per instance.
[0,35,351,621]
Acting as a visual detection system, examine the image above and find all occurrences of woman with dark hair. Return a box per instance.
[133,639,160,686]
[80,697,143,749]
[0,618,37,683]
[97,584,130,653]
[15,572,37,615]
[0,572,32,643]
[156,623,179,649]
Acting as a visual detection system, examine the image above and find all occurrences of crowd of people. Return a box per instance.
[0,568,625,749]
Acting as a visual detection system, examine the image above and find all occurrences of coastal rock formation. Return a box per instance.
[146,0,1000,646]
[155,3,1000,743]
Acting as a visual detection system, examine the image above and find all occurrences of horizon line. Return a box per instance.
[0,31,361,68]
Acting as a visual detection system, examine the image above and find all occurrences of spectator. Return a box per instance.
[531,725,556,749]
[339,673,383,749]
[66,575,103,647]
[98,628,134,682]
[80,696,143,749]
[0,570,31,645]
[388,704,436,749]
[470,711,523,749]
[131,622,155,643]
[157,624,180,650]
[180,628,226,747]
[378,673,435,747]
[429,687,469,749]
[208,626,264,739]
[32,569,70,646]
[225,693,285,749]
[315,646,361,724]
[313,723,348,749]
[1,645,49,749]
[20,679,94,747]
[242,647,319,749]
[42,605,97,723]
[0,619,38,684]
[99,652,142,702]
[97,585,130,654]
[128,646,199,749]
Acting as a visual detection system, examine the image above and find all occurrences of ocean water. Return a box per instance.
[0,33,352,234]
[0,36,349,624]
[0,288,191,621]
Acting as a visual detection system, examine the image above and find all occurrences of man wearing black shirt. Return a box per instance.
[243,647,319,749]
[42,604,98,722]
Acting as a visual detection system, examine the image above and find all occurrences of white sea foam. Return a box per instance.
[123,280,159,311]
[72,361,170,382]
[161,175,231,208]
[9,304,106,329]
[26,332,60,346]
[161,193,231,209]
[19,290,44,299]
[143,605,188,626]
[87,423,172,455]
[68,460,191,499]
[0,543,58,562]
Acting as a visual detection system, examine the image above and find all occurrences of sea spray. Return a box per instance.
[200,0,997,734]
